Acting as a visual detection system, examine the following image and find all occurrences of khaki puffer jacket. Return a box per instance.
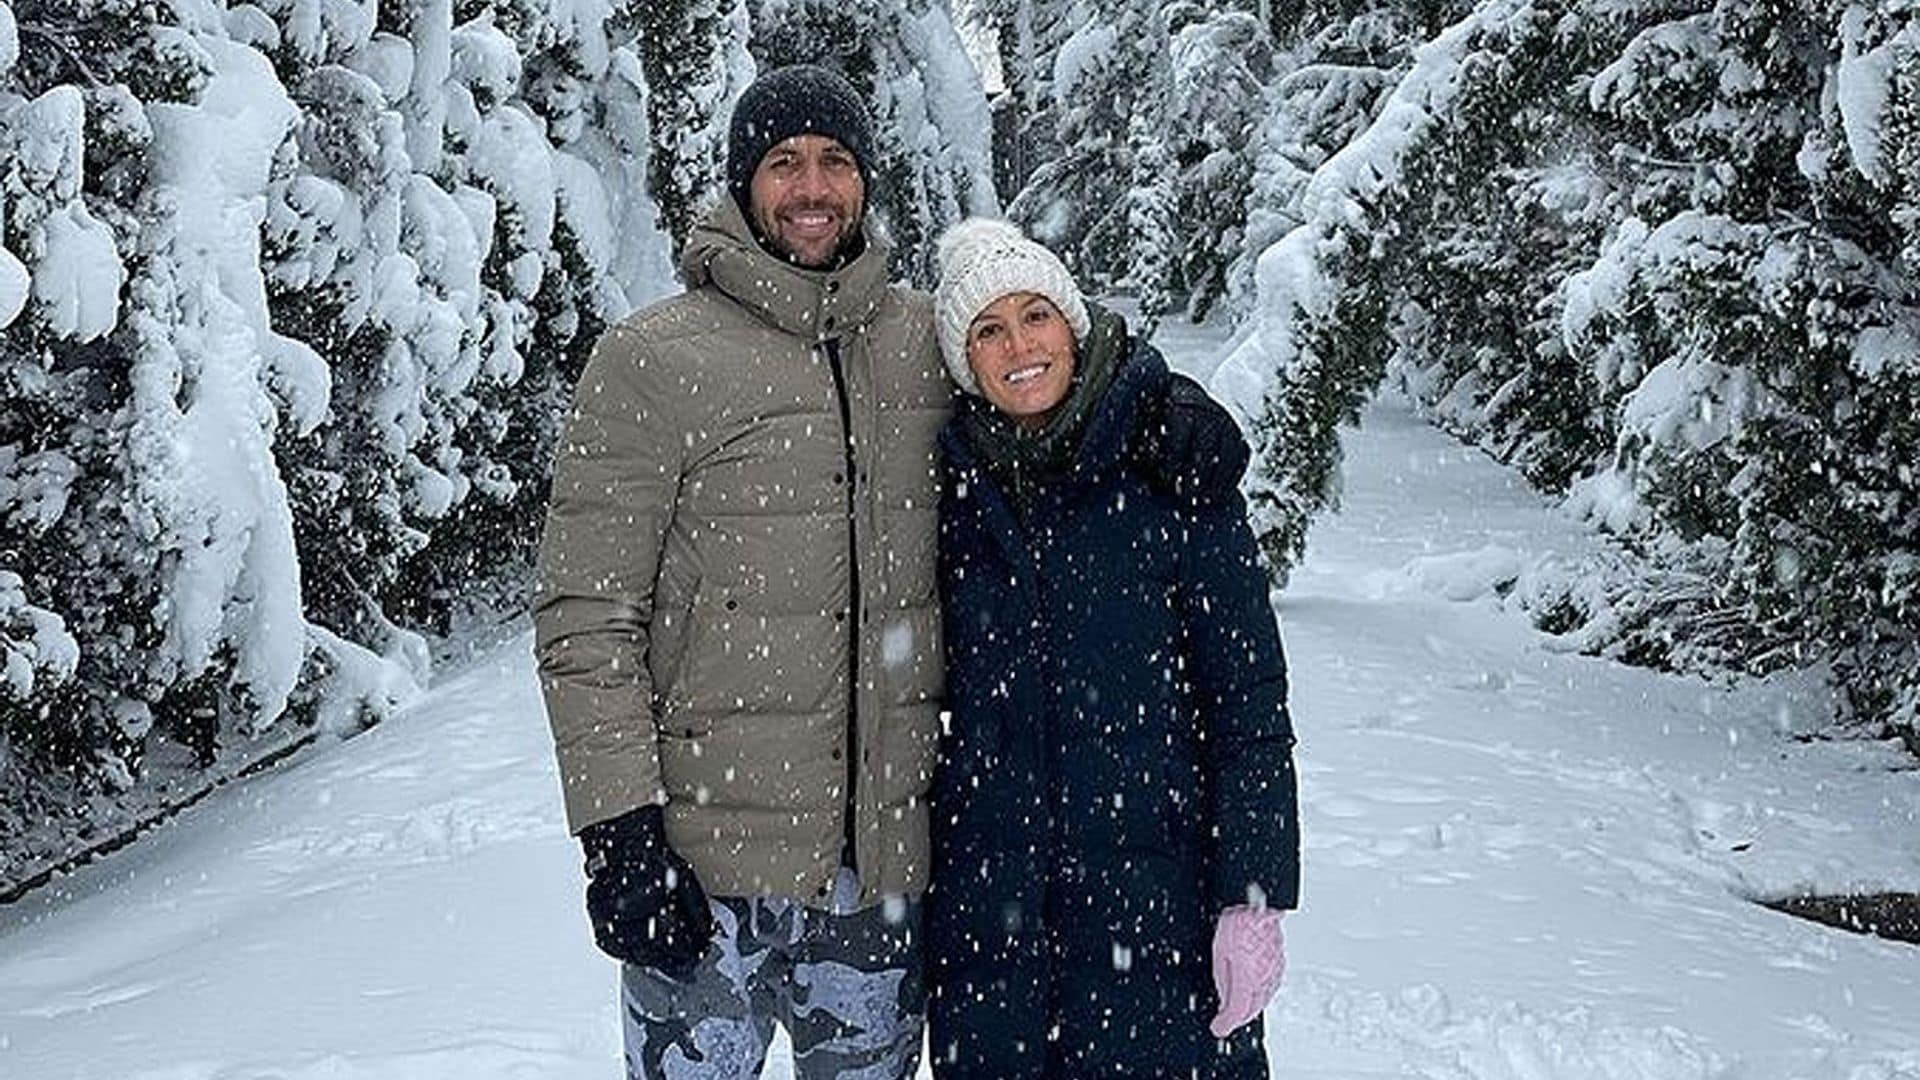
[534,199,950,906]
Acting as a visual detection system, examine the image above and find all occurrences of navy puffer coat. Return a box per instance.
[927,332,1299,1079]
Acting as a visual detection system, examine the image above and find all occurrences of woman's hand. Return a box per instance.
[1208,906,1286,1038]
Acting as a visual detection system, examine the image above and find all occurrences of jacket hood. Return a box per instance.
[679,198,894,341]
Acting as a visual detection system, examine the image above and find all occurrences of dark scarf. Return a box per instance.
[958,304,1126,522]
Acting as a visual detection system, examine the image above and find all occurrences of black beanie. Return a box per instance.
[727,65,874,215]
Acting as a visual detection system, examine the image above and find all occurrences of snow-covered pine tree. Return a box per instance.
[1868,14,1920,743]
[1162,3,1274,322]
[634,0,751,253]
[0,0,386,880]
[1,0,153,846]
[1714,0,1920,747]
[963,0,1073,203]
[1221,0,1920,746]
[1225,0,1468,317]
[2,0,205,788]
[746,0,997,283]
[1526,0,1920,745]
[1123,5,1178,333]
[259,0,666,645]
[1002,0,1148,289]
[117,15,368,758]
[2,0,684,888]
[1217,0,1560,581]
[257,0,447,660]
[1380,0,1624,494]
[1503,0,1881,692]
[381,0,640,631]
[967,0,1254,314]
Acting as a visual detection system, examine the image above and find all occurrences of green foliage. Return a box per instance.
[1246,227,1393,580]
[0,338,163,793]
[1163,7,1273,322]
[1235,0,1920,745]
[390,212,606,633]
[2,0,185,806]
[1242,0,1573,573]
[634,0,745,254]
[1,0,642,884]
[981,0,1282,310]
[1003,2,1145,289]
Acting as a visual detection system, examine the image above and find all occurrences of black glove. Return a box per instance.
[579,805,715,976]
[1131,372,1251,501]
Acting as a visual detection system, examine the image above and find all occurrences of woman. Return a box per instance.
[925,218,1301,1079]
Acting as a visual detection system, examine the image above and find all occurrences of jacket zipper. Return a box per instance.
[823,338,861,881]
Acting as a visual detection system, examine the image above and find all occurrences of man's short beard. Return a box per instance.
[748,196,866,270]
[772,222,863,270]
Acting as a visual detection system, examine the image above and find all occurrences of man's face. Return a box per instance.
[748,134,865,268]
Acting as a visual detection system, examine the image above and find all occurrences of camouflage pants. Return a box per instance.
[621,871,925,1080]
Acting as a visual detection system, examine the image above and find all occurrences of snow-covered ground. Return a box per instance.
[3,322,1919,1079]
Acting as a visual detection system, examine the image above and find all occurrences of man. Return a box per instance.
[535,64,1245,1080]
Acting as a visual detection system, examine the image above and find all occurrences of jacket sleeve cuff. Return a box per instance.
[1211,844,1301,913]
[549,691,666,835]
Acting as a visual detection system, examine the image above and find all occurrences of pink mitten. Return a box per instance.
[1207,906,1285,1039]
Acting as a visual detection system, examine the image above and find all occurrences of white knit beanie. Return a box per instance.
[933,218,1091,395]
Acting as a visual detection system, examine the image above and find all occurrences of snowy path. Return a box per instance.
[3,323,1920,1079]
[1265,403,1920,1078]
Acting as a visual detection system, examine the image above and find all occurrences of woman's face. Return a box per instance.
[965,292,1077,429]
